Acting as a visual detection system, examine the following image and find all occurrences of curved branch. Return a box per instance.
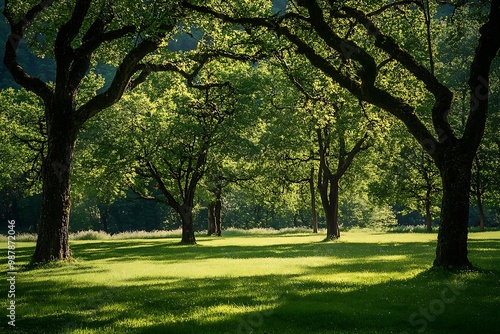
[463,0,500,156]
[129,50,262,91]
[75,38,162,127]
[54,0,92,87]
[367,0,423,17]
[146,161,181,211]
[279,25,437,153]
[3,0,54,100]
[340,6,455,144]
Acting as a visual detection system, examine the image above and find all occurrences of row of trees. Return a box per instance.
[1,0,499,269]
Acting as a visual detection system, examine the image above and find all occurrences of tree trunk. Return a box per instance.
[215,198,222,236]
[425,197,433,233]
[476,192,485,232]
[310,166,318,233]
[473,157,485,232]
[330,177,340,239]
[321,177,340,240]
[180,204,196,244]
[208,202,216,236]
[98,204,110,233]
[32,121,77,263]
[434,154,473,269]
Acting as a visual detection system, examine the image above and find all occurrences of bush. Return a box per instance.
[222,227,317,237]
[70,230,111,240]
[386,225,434,233]
[109,229,183,239]
[0,233,38,242]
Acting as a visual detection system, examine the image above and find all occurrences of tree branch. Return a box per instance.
[75,37,164,127]
[338,131,369,177]
[340,6,455,144]
[145,161,181,211]
[54,0,92,90]
[3,0,54,100]
[367,0,422,17]
[462,0,500,156]
[183,0,438,154]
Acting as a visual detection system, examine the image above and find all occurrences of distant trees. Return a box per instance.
[270,54,375,240]
[372,124,441,232]
[183,0,500,269]
[91,60,263,243]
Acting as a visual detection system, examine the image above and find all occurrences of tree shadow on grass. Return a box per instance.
[64,239,438,263]
[13,265,499,334]
[9,237,500,333]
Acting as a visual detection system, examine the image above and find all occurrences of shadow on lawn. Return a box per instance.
[66,239,438,263]
[7,237,500,334]
[10,266,500,334]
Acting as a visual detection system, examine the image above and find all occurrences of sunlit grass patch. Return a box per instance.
[3,230,500,333]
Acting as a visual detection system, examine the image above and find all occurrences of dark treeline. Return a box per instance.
[2,187,498,235]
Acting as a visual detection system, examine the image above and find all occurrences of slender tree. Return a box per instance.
[99,59,258,243]
[373,125,442,232]
[275,53,372,240]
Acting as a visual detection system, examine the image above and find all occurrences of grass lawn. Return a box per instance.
[2,230,500,333]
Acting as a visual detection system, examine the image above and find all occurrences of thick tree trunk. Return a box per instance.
[434,154,473,269]
[310,166,318,233]
[215,199,222,236]
[180,204,196,244]
[33,121,77,263]
[208,202,216,236]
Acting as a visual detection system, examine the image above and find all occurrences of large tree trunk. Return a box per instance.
[434,153,473,269]
[180,204,196,244]
[33,119,77,263]
[310,166,318,233]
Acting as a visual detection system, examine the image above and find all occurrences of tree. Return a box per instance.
[372,123,442,232]
[471,108,500,231]
[98,59,257,243]
[3,0,183,262]
[184,0,500,270]
[0,88,43,231]
[273,53,374,239]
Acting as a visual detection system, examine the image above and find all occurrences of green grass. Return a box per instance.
[2,230,500,333]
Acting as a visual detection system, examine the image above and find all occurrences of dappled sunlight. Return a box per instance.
[8,231,500,333]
